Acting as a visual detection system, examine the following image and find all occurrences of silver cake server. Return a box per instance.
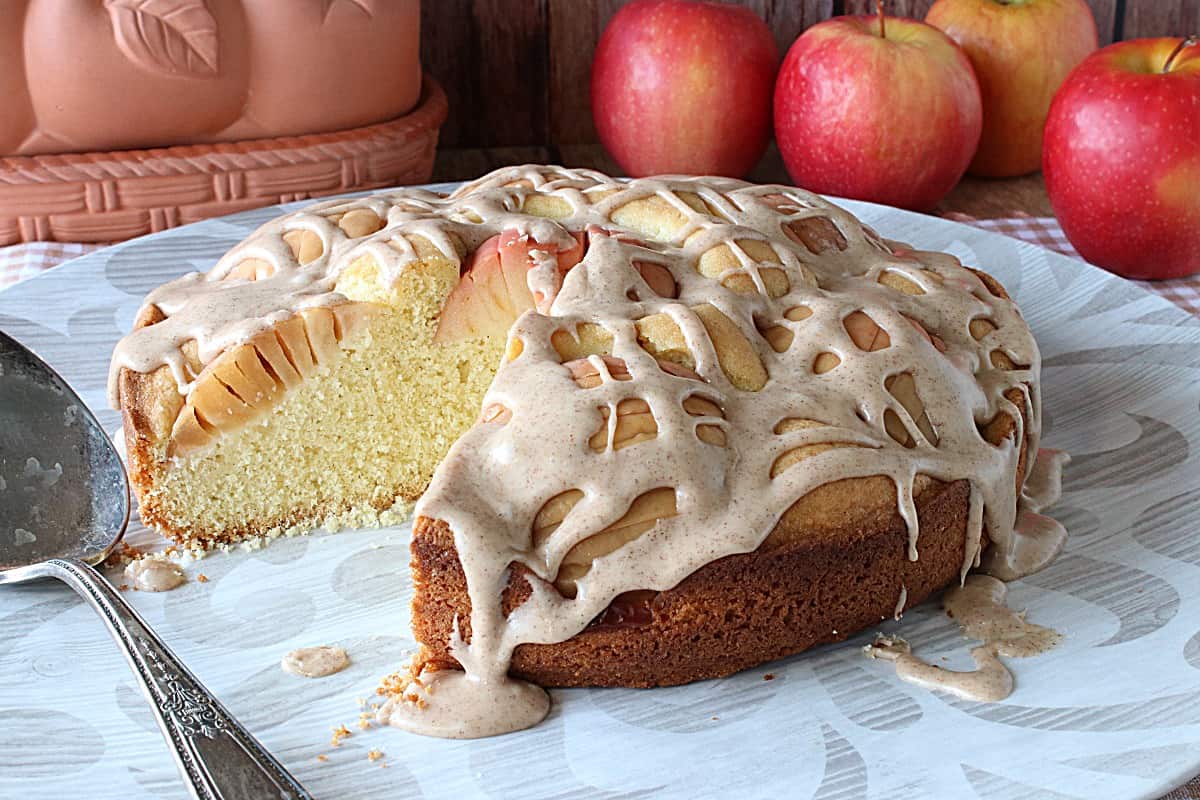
[0,329,312,800]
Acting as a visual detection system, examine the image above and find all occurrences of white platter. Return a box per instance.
[1,185,1199,800]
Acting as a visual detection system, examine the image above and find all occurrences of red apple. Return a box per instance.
[591,0,778,178]
[925,0,1097,177]
[774,8,982,211]
[1044,37,1200,279]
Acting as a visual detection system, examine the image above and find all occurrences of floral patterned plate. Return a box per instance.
[1,186,1198,800]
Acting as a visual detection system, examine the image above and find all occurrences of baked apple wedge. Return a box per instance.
[435,230,584,343]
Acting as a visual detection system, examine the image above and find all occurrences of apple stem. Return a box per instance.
[876,0,886,39]
[1163,36,1197,73]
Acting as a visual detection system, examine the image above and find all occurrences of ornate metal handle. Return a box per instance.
[40,558,312,800]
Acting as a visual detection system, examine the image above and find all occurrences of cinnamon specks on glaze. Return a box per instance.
[123,556,185,592]
[893,585,908,620]
[981,448,1070,581]
[108,164,1056,738]
[867,445,1068,704]
[865,635,1015,703]
[281,646,350,679]
[865,570,1062,703]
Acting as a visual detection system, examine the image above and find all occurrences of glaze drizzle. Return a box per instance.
[108,166,1052,738]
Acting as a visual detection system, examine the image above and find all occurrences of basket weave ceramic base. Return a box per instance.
[0,76,447,246]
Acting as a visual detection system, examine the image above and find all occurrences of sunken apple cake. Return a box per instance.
[111,166,1046,724]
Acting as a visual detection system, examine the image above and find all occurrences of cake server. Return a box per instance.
[0,330,312,800]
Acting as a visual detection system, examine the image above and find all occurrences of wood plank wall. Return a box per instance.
[421,0,1200,151]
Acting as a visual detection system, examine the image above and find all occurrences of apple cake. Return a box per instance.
[110,165,1046,732]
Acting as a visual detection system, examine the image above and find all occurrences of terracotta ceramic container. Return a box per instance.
[0,0,445,244]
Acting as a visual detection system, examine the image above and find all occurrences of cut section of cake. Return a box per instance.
[111,192,586,546]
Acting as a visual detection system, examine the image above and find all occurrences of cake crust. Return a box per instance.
[411,478,977,687]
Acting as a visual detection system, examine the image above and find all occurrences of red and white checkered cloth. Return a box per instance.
[0,241,105,289]
[944,212,1200,318]
[1,218,1198,799]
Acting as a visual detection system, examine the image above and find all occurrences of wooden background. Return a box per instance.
[422,0,1200,152]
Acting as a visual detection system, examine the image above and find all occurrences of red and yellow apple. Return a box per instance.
[591,0,778,178]
[1043,37,1200,279]
[925,0,1097,177]
[773,9,982,211]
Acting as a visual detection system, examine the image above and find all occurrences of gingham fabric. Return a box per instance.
[1,220,1198,799]
[0,241,105,289]
[944,212,1200,318]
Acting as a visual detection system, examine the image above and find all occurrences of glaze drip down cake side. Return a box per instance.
[109,165,1056,737]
